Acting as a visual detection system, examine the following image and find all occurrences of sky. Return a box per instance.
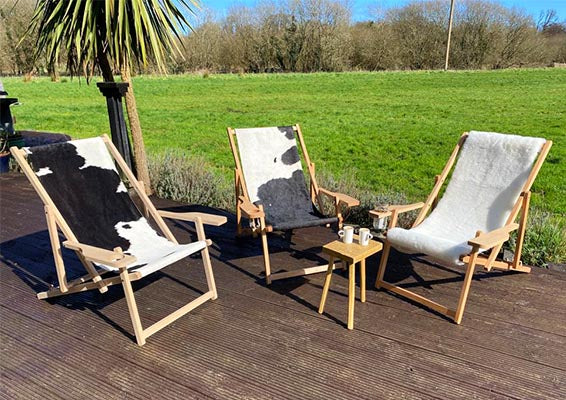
[200,0,566,22]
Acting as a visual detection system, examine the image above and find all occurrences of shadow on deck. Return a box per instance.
[1,173,565,399]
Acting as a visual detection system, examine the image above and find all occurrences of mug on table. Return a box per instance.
[338,226,354,244]
[358,228,373,246]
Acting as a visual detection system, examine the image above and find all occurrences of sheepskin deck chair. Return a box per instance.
[227,124,359,284]
[371,131,552,324]
[11,135,226,346]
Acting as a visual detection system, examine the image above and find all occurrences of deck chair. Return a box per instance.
[371,131,552,324]
[10,135,226,346]
[227,124,359,284]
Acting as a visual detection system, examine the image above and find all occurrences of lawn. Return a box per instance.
[4,68,565,215]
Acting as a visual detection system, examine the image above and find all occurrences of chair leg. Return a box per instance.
[260,229,272,285]
[236,208,242,236]
[513,192,531,270]
[201,247,218,300]
[375,241,391,289]
[257,211,272,285]
[453,250,479,325]
[194,218,218,300]
[120,269,146,346]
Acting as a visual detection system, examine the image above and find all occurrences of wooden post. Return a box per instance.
[444,0,455,71]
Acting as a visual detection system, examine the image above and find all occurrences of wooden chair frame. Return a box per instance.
[227,124,359,284]
[370,133,552,324]
[10,135,227,346]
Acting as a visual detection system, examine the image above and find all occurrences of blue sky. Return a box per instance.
[200,0,566,22]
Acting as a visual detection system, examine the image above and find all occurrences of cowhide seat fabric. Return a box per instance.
[26,137,205,277]
[235,126,337,231]
[387,131,546,266]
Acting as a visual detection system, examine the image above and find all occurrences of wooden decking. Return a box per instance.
[1,172,565,399]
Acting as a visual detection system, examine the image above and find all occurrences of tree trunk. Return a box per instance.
[98,52,115,82]
[49,61,60,82]
[120,63,152,194]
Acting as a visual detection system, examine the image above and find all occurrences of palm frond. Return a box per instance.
[27,0,199,79]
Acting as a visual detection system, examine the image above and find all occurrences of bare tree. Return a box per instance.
[0,0,38,78]
[537,9,566,63]
[350,21,395,70]
[388,1,447,69]
[537,9,558,32]
[6,0,555,75]
[492,7,539,68]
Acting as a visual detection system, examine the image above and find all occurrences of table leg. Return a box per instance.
[318,256,335,314]
[361,258,366,303]
[348,262,355,330]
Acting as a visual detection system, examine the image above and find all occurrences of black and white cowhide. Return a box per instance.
[235,126,337,230]
[27,137,204,276]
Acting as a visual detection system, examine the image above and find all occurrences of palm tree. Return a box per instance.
[27,0,198,192]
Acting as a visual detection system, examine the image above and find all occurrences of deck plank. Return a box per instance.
[1,172,565,399]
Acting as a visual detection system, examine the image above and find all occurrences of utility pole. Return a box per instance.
[444,0,455,70]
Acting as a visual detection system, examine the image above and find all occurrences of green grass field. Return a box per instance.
[4,68,565,215]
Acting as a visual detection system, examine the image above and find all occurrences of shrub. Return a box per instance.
[508,209,566,267]
[148,151,232,210]
[147,151,564,267]
[315,170,417,229]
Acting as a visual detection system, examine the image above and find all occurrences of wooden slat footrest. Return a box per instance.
[377,281,456,319]
[269,262,344,282]
[141,290,216,340]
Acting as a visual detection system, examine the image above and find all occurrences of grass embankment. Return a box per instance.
[4,69,565,264]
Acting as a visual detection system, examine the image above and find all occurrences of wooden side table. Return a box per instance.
[318,236,383,329]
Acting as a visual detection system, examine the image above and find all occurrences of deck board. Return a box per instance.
[1,172,565,399]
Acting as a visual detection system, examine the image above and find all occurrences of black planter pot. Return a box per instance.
[0,152,10,173]
[0,98,18,135]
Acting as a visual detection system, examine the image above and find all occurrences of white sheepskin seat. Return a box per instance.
[387,131,545,266]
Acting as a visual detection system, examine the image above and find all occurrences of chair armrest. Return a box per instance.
[318,187,360,207]
[63,241,136,269]
[369,202,425,219]
[158,210,227,226]
[468,223,519,250]
[238,196,264,219]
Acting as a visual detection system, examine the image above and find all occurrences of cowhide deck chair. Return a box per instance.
[371,131,552,324]
[227,124,359,284]
[11,135,226,346]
